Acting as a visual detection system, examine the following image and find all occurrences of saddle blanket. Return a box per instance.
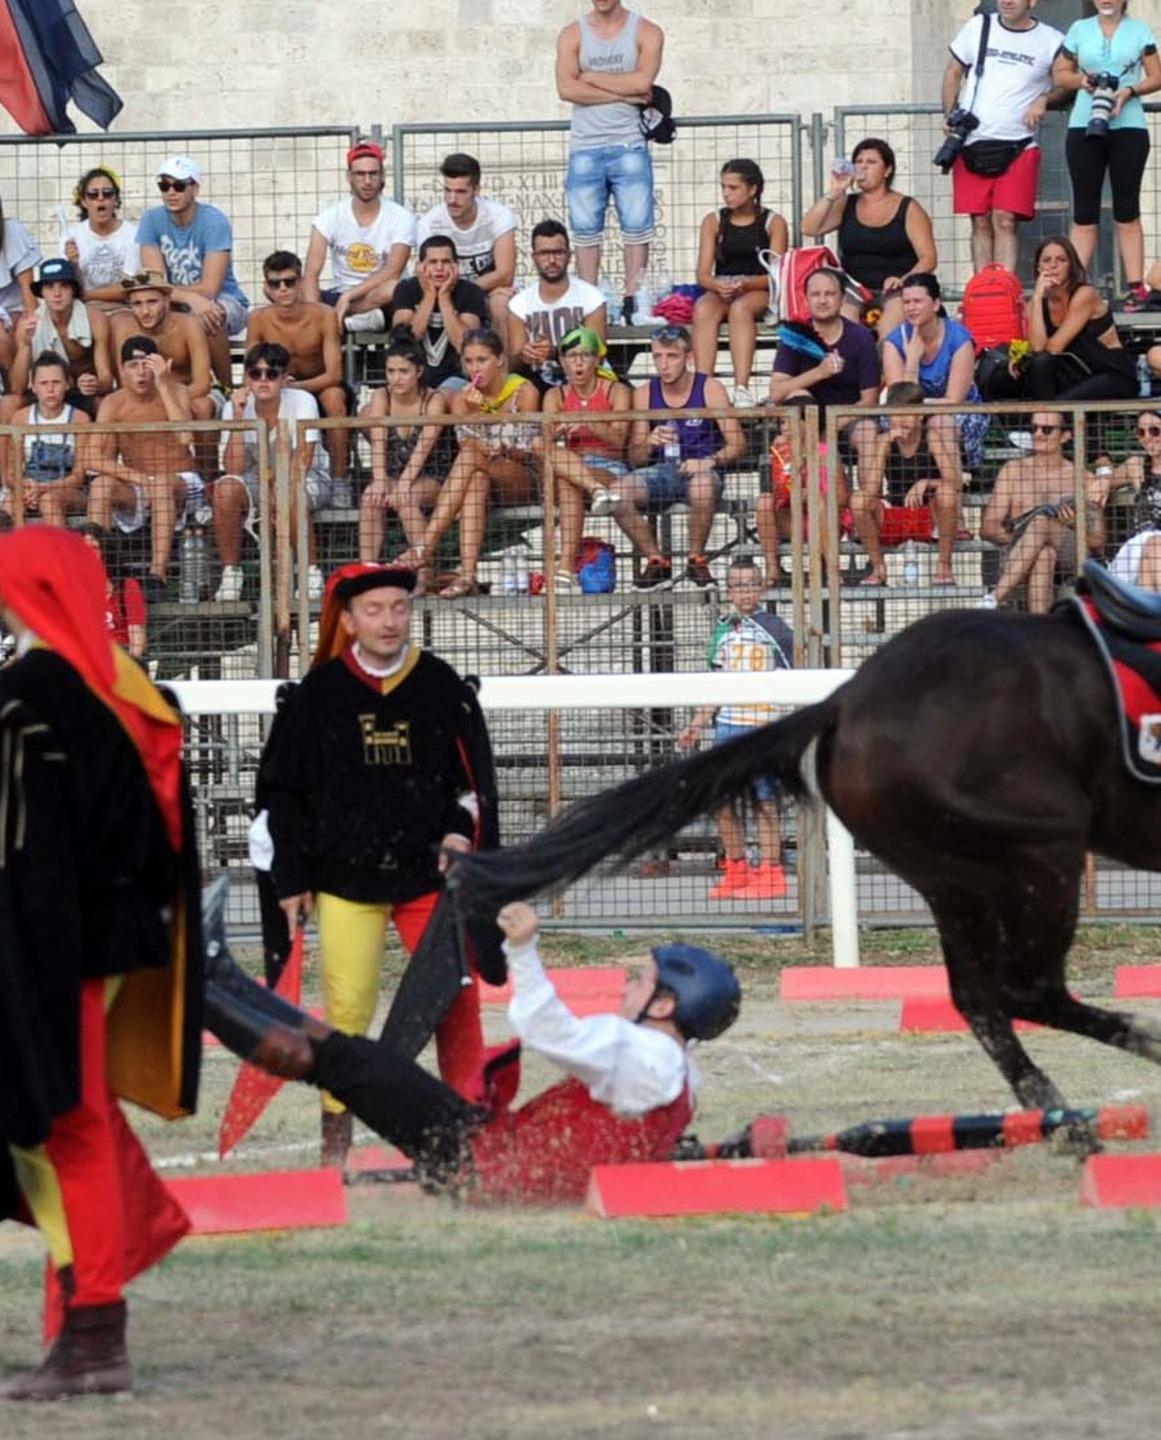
[1073,597,1161,785]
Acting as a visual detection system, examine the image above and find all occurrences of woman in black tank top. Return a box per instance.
[1026,236,1136,464]
[692,158,788,401]
[801,137,937,339]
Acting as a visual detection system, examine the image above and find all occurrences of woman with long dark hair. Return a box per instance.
[1025,235,1136,406]
[691,159,788,403]
[63,167,141,309]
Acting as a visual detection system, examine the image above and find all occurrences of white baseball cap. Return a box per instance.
[156,155,202,185]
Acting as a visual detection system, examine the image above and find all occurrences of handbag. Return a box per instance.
[962,137,1032,177]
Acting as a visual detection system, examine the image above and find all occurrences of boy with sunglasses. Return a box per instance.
[978,409,1105,613]
[245,251,349,483]
[212,342,341,602]
[137,155,250,387]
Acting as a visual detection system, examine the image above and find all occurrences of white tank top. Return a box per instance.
[570,10,643,151]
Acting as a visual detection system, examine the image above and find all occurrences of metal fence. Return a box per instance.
[392,114,809,296]
[0,127,361,306]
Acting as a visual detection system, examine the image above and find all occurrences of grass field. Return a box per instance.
[3,924,1161,1439]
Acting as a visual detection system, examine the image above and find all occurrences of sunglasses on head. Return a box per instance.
[84,187,117,200]
[157,178,191,194]
[651,325,689,344]
[266,275,299,289]
[1031,423,1061,434]
[1139,424,1161,437]
[247,365,284,380]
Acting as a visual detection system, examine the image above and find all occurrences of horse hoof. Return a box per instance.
[1049,1121,1103,1160]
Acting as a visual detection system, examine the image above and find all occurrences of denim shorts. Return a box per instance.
[566,144,656,246]
[632,459,723,512]
[582,455,629,480]
[715,720,779,803]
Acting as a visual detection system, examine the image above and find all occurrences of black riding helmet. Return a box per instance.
[647,943,741,1041]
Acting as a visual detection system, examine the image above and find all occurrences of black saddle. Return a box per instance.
[1079,561,1161,643]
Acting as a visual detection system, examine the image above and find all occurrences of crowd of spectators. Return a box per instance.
[2,0,1161,618]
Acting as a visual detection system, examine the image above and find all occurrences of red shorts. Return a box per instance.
[878,504,934,547]
[951,144,1040,221]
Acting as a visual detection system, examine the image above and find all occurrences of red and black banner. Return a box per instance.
[0,0,121,136]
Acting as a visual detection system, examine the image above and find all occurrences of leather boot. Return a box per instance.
[1,1301,132,1401]
[320,1110,352,1170]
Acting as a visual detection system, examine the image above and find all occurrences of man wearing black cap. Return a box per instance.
[0,257,113,421]
[263,562,499,1168]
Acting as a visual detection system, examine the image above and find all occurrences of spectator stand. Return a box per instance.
[0,126,363,310]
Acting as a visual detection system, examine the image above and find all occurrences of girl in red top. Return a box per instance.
[78,523,147,659]
[540,327,631,590]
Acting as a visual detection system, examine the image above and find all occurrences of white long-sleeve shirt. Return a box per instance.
[504,936,697,1117]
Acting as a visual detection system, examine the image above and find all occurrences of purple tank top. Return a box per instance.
[648,372,720,461]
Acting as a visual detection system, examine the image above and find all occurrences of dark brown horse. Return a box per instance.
[451,570,1161,1114]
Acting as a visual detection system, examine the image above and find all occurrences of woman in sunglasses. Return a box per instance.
[1107,411,1161,590]
[406,327,540,599]
[62,167,140,311]
[538,326,630,590]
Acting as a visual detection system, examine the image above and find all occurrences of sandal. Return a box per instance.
[590,488,622,517]
[857,572,889,588]
[438,574,480,600]
[554,570,579,593]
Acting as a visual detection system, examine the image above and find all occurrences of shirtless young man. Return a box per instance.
[88,335,202,601]
[978,409,1104,613]
[245,251,348,480]
[113,271,216,477]
[1,258,113,421]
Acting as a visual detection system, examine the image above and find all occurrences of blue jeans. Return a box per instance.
[632,459,723,512]
[566,144,655,247]
[715,721,779,802]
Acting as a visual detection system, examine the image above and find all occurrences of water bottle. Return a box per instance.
[514,543,530,595]
[655,271,674,303]
[599,282,621,327]
[179,527,208,603]
[1138,353,1152,398]
[901,539,920,587]
[635,283,654,323]
[500,547,518,596]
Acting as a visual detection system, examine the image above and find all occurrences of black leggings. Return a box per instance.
[1026,350,1137,459]
[1066,127,1150,225]
[311,1030,486,1187]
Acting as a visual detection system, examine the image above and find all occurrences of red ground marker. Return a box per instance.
[1080,1153,1161,1209]
[480,966,626,1016]
[585,1157,847,1218]
[166,1168,348,1235]
[780,966,949,1002]
[899,998,1044,1034]
[1113,965,1161,999]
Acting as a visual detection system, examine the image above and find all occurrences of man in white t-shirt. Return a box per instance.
[211,342,345,602]
[508,220,607,392]
[416,153,518,337]
[942,0,1065,272]
[304,141,416,334]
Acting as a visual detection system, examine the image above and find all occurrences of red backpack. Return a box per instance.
[960,263,1027,354]
[761,245,841,325]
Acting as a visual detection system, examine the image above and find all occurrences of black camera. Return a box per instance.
[1086,72,1121,138]
[933,107,980,173]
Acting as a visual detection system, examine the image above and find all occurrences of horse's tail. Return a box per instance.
[449,695,839,916]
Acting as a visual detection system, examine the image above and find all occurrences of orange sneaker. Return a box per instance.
[742,862,787,900]
[708,858,750,900]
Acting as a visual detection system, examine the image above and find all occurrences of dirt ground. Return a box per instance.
[3,926,1161,1439]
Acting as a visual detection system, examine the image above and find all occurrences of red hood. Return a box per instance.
[0,528,183,848]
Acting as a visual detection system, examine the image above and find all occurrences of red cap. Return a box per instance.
[346,141,384,168]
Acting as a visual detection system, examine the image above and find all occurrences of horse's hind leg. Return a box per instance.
[1008,993,1161,1067]
[931,895,1070,1111]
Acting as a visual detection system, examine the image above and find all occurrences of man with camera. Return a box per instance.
[941,0,1066,273]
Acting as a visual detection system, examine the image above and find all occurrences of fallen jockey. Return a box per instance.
[205,896,740,1203]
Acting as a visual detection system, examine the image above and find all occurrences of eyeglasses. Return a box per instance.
[266,276,299,289]
[157,178,191,194]
[247,365,284,380]
[84,187,116,200]
[1030,423,1061,434]
[1139,424,1161,437]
